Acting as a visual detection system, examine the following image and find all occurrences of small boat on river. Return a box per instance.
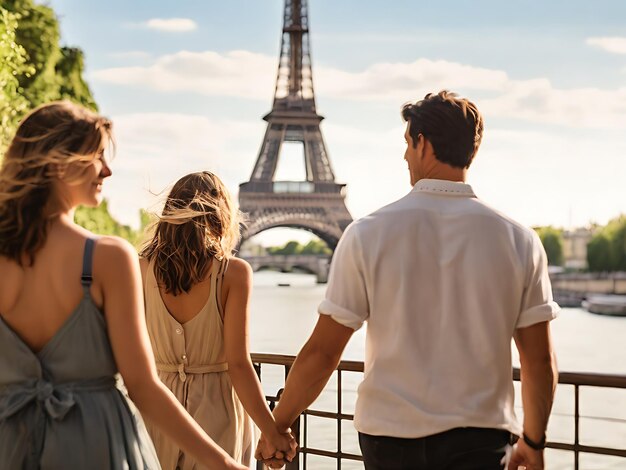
[582,294,626,316]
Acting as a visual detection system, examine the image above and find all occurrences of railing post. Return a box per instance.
[283,364,301,470]
[285,415,301,470]
[337,370,342,470]
[574,384,579,470]
[255,362,264,470]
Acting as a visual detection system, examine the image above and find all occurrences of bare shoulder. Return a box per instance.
[223,257,252,286]
[93,236,138,275]
[95,235,136,256]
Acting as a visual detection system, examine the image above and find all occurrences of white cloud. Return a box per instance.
[92,50,275,100]
[586,36,626,55]
[145,18,197,32]
[316,61,626,130]
[478,81,626,130]
[93,50,626,130]
[316,59,510,100]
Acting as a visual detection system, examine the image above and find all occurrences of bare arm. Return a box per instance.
[272,314,354,431]
[509,321,558,469]
[96,237,245,470]
[222,258,295,458]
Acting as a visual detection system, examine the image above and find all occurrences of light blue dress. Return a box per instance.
[0,238,160,469]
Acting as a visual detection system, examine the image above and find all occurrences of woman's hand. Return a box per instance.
[255,427,297,468]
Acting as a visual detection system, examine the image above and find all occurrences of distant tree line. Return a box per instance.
[266,239,332,256]
[534,216,626,272]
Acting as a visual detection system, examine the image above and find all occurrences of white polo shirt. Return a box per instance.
[319,179,559,438]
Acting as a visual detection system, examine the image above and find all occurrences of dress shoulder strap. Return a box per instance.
[80,237,98,290]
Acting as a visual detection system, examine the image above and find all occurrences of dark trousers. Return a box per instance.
[359,427,512,470]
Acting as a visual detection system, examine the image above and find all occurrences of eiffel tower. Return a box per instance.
[238,0,352,250]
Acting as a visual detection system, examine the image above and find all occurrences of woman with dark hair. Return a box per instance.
[140,171,296,469]
[0,101,247,470]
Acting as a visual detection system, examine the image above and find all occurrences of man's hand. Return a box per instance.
[255,429,297,468]
[508,440,544,470]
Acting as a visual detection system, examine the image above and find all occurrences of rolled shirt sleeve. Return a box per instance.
[318,223,369,331]
[516,231,561,329]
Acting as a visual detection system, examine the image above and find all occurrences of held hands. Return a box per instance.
[507,439,544,470]
[255,427,297,469]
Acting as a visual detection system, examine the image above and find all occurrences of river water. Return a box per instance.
[248,271,626,470]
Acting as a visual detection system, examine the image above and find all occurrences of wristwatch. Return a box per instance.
[522,432,546,450]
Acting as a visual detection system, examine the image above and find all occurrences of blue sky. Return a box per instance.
[48,0,626,244]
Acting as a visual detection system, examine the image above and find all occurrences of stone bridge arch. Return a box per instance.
[240,211,344,251]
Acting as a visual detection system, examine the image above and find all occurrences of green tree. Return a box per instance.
[0,7,33,154]
[301,239,331,255]
[586,216,626,272]
[7,0,62,105]
[610,217,626,271]
[267,240,303,255]
[266,238,331,255]
[1,0,97,156]
[534,226,564,266]
[587,233,613,272]
[55,46,97,110]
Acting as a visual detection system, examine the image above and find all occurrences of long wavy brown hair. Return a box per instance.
[140,171,243,296]
[0,101,113,265]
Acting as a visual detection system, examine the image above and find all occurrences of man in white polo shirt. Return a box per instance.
[259,90,559,470]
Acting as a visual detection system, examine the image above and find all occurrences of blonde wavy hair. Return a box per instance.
[0,101,113,265]
[140,171,243,295]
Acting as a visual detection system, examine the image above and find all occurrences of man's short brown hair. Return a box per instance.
[401,90,483,169]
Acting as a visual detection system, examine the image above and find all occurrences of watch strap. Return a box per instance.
[522,432,546,450]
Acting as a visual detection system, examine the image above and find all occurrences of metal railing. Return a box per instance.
[251,353,626,470]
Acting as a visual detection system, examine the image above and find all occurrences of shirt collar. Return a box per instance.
[411,179,476,197]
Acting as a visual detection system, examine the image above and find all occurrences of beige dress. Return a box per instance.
[144,258,255,469]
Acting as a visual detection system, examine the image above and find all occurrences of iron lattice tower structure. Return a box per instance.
[238,0,352,249]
